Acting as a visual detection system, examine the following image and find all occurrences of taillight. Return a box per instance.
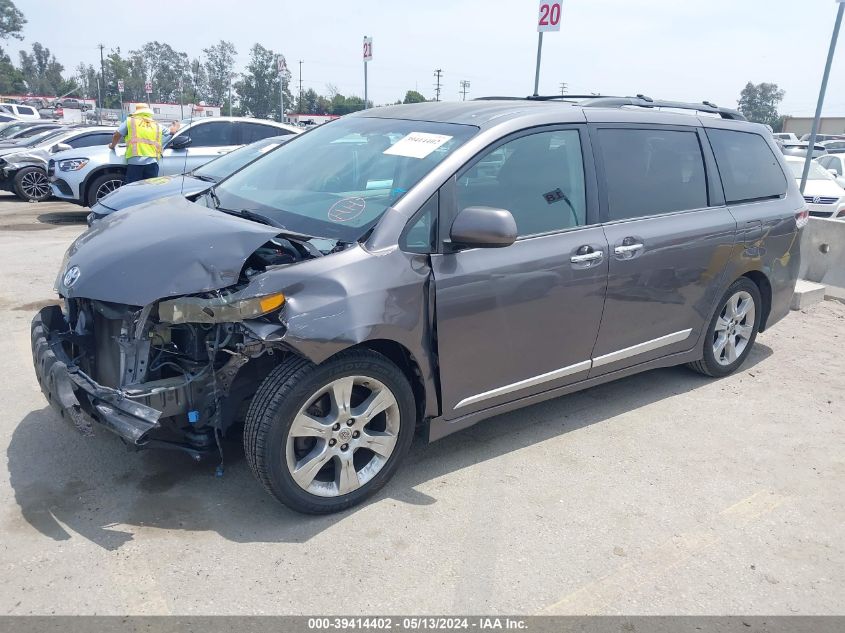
[796,208,810,229]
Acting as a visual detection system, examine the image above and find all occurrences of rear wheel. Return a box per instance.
[13,167,51,202]
[244,350,416,514]
[688,278,761,377]
[86,172,124,207]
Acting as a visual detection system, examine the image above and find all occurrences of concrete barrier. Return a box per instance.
[799,217,845,300]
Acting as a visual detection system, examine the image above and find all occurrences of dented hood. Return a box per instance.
[96,174,211,214]
[58,196,281,305]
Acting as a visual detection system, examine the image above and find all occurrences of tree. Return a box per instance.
[19,42,69,96]
[235,43,292,120]
[129,41,189,103]
[184,58,208,105]
[737,82,785,129]
[203,40,236,107]
[403,90,426,104]
[74,62,98,101]
[0,45,24,93]
[0,0,25,41]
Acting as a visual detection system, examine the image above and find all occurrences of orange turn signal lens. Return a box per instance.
[258,293,285,313]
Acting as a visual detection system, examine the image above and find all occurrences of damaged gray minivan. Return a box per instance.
[32,96,805,513]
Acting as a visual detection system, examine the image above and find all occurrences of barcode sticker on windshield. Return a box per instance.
[383,132,453,159]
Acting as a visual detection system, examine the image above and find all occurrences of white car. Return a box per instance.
[0,103,41,121]
[784,155,845,219]
[817,154,845,189]
[772,132,798,142]
[48,116,301,207]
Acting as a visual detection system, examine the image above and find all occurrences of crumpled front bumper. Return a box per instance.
[31,305,163,446]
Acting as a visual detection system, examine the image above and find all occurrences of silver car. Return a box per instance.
[48,116,301,207]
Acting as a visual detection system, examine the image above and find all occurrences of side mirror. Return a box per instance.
[51,142,72,153]
[449,206,517,249]
[170,135,192,150]
[828,168,840,177]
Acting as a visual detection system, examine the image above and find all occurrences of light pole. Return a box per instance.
[800,0,845,194]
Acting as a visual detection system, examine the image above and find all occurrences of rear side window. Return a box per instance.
[19,106,35,115]
[239,122,291,144]
[67,133,113,148]
[706,129,787,204]
[182,121,235,147]
[596,128,708,221]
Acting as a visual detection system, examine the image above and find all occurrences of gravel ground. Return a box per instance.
[0,194,843,615]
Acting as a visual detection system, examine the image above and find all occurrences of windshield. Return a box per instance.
[0,124,27,138]
[788,161,833,181]
[213,117,477,241]
[193,136,287,182]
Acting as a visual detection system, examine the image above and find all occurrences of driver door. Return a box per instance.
[161,120,238,175]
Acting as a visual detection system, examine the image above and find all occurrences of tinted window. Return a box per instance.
[707,129,787,204]
[180,121,235,147]
[18,106,35,115]
[457,129,587,236]
[597,128,708,220]
[68,133,113,148]
[240,122,290,144]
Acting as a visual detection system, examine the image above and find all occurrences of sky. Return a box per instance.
[8,0,845,116]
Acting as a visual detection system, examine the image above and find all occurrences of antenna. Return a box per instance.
[180,74,197,197]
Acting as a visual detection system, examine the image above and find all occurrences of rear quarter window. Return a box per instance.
[706,129,787,204]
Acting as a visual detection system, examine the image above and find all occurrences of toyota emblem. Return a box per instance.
[63,265,81,288]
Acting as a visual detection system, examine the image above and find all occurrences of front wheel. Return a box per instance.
[688,278,762,377]
[13,167,51,202]
[86,172,124,207]
[244,350,416,514]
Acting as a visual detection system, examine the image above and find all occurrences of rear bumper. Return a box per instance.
[31,305,163,445]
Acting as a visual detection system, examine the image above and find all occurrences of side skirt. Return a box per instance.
[427,347,702,442]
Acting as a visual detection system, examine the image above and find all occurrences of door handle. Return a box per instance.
[614,243,644,255]
[570,250,604,264]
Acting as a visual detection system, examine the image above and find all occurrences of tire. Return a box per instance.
[86,172,124,208]
[688,277,762,378]
[13,167,51,202]
[244,350,416,514]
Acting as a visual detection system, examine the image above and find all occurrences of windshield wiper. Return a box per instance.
[206,187,221,209]
[192,174,218,183]
[221,207,286,229]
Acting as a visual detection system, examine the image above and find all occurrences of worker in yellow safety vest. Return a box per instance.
[108,104,174,183]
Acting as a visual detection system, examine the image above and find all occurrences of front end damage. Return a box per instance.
[31,232,318,458]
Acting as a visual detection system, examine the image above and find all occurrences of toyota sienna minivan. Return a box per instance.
[32,96,805,513]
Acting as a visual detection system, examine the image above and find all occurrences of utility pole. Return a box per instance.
[298,60,303,113]
[228,73,233,117]
[559,82,568,96]
[433,69,443,102]
[459,79,470,101]
[800,0,845,194]
[97,43,106,110]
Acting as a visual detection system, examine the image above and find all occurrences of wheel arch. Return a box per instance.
[82,165,126,205]
[740,270,772,331]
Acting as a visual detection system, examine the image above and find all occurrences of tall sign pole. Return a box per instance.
[277,56,287,123]
[800,0,845,194]
[534,1,563,96]
[144,80,152,106]
[363,36,373,109]
[117,79,124,120]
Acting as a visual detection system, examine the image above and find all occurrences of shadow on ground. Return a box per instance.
[7,344,773,550]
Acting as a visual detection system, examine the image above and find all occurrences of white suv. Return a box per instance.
[49,116,301,207]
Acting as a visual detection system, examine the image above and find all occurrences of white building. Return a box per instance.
[125,101,222,122]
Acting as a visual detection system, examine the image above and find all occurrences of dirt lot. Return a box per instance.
[0,193,843,615]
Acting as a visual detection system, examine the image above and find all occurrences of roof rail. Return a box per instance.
[474,94,746,121]
[581,95,746,121]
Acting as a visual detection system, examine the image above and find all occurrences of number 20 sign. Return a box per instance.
[538,1,563,32]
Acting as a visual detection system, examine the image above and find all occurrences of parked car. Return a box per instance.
[58,98,88,111]
[817,153,845,188]
[31,97,804,513]
[819,139,845,154]
[0,112,19,124]
[0,103,41,121]
[0,126,115,201]
[781,141,827,159]
[799,133,845,142]
[37,106,63,120]
[48,116,301,207]
[0,122,60,141]
[772,132,798,142]
[85,135,293,223]
[784,155,845,219]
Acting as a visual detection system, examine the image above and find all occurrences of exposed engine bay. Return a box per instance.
[36,234,343,458]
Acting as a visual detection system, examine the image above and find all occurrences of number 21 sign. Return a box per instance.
[538,1,563,32]
[363,37,373,62]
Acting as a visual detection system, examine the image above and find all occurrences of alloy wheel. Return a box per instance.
[20,171,50,200]
[713,290,755,366]
[96,178,123,200]
[285,376,401,498]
